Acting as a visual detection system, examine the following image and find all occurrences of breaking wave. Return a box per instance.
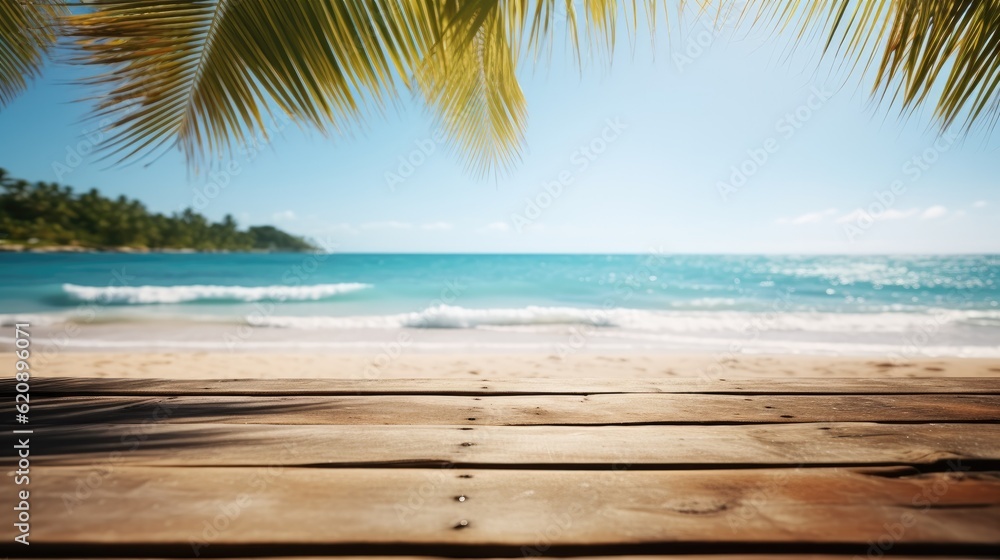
[62,283,371,304]
[244,304,1000,332]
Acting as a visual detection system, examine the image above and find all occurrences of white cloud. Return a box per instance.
[477,221,510,233]
[361,221,412,230]
[973,200,989,208]
[309,222,359,236]
[420,222,453,231]
[834,210,863,224]
[776,208,838,225]
[835,208,919,224]
[271,210,296,222]
[881,209,919,220]
[776,205,964,226]
[833,205,957,225]
[920,205,948,219]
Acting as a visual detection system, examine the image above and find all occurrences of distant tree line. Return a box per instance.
[0,169,317,251]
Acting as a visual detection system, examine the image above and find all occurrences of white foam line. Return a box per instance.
[62,283,372,304]
[1,336,997,357]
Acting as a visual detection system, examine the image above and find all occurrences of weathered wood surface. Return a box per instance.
[43,557,992,560]
[31,393,1000,425]
[26,467,1000,547]
[30,422,1000,467]
[7,376,999,558]
[40,557,995,560]
[20,376,1000,396]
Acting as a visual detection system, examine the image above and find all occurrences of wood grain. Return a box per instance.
[25,467,1000,547]
[31,393,1000,425]
[30,422,1000,467]
[54,557,981,560]
[11,376,1000,558]
[20,376,1000,396]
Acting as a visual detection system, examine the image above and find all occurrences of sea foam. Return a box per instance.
[248,305,618,329]
[245,305,1000,332]
[62,283,371,304]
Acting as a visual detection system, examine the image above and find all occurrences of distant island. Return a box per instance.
[0,169,317,252]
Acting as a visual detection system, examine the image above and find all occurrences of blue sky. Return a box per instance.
[0,10,997,254]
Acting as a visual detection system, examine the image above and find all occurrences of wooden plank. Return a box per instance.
[31,393,1000,426]
[22,467,1000,550]
[49,557,989,560]
[30,422,1000,467]
[45,547,982,560]
[19,376,1000,396]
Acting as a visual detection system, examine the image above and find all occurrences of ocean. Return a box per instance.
[1,253,998,356]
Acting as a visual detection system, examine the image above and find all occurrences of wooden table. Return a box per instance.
[5,377,1000,558]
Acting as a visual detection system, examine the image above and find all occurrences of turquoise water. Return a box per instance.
[1,253,998,354]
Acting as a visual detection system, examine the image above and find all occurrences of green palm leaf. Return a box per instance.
[746,0,1000,132]
[63,0,664,175]
[47,0,1000,175]
[415,1,527,176]
[0,0,65,107]
[66,0,449,168]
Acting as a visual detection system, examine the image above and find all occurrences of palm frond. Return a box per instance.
[58,0,1000,175]
[64,0,440,168]
[63,0,667,175]
[415,0,653,175]
[416,1,527,176]
[0,0,65,107]
[746,0,1000,132]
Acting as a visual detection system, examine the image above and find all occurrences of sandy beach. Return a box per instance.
[15,351,1000,379]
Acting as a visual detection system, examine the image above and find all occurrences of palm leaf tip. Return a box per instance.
[50,0,1000,175]
[0,0,66,107]
[748,0,1000,133]
[417,4,528,177]
[63,0,441,168]
[60,0,654,176]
